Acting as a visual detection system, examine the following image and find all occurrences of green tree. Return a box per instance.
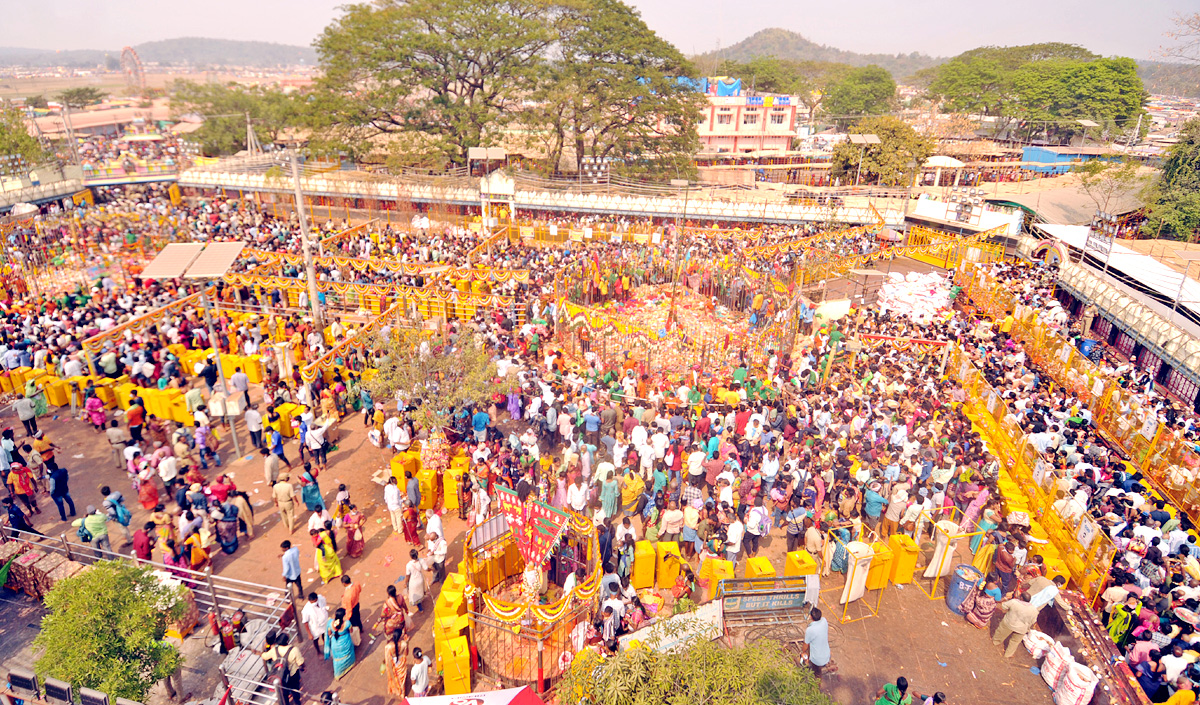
[557,628,833,705]
[1073,158,1149,215]
[172,81,301,156]
[1010,58,1146,141]
[830,115,933,186]
[926,56,1011,116]
[821,66,895,122]
[25,95,48,109]
[364,334,501,423]
[33,561,186,702]
[55,87,108,108]
[528,0,703,178]
[311,0,562,164]
[1143,118,1200,241]
[0,104,46,164]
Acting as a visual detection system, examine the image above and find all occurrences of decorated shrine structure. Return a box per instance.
[462,487,601,693]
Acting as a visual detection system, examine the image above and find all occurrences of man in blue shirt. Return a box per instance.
[271,428,292,468]
[472,409,490,443]
[863,481,888,532]
[280,540,302,597]
[804,607,832,676]
[582,411,601,447]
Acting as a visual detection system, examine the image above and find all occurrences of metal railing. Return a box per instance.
[3,525,299,705]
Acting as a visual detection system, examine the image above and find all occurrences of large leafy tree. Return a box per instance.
[34,561,186,702]
[1010,58,1145,139]
[55,87,108,109]
[528,0,703,178]
[312,0,562,165]
[558,632,834,705]
[821,66,895,122]
[0,104,46,164]
[830,115,934,186]
[1143,118,1200,242]
[172,81,302,156]
[923,44,1146,142]
[363,334,501,422]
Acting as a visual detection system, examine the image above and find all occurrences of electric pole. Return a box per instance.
[289,151,324,329]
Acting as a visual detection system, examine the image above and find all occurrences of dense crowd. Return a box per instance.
[3,186,1200,702]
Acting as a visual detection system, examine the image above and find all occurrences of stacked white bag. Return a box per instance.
[1039,641,1099,705]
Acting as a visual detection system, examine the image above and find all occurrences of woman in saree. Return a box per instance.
[161,539,191,580]
[375,585,408,637]
[961,579,1000,629]
[149,504,176,545]
[320,389,338,421]
[970,500,1001,554]
[183,530,210,570]
[300,467,324,513]
[324,607,356,679]
[401,501,421,546]
[215,503,240,554]
[960,482,992,536]
[85,393,106,432]
[383,627,409,700]
[137,469,161,510]
[343,504,366,559]
[24,378,47,418]
[827,527,852,574]
[312,527,342,584]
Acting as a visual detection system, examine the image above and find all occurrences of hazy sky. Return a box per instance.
[4,0,1192,61]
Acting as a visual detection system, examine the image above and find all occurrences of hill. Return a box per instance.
[0,38,316,68]
[1137,60,1200,98]
[695,28,944,78]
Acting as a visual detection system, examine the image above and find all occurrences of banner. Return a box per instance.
[493,486,570,568]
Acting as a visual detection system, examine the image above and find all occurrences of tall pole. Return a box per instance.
[1170,261,1192,325]
[61,103,82,170]
[289,152,325,329]
[199,286,242,460]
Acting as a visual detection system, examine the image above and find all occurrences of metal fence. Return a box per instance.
[2,526,298,705]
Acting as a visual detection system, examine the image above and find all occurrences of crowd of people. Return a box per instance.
[3,184,1200,703]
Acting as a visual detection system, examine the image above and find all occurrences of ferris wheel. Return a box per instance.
[120,46,146,96]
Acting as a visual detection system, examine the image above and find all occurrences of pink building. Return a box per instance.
[698,96,800,153]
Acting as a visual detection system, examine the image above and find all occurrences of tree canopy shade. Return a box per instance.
[558,634,834,705]
[830,115,933,187]
[172,81,302,156]
[922,44,1147,142]
[0,105,46,165]
[33,561,187,702]
[363,334,501,423]
[525,0,703,178]
[311,0,702,174]
[820,66,896,122]
[1143,118,1200,242]
[312,0,562,166]
[55,87,108,109]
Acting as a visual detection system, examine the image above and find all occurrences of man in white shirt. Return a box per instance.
[566,476,589,514]
[424,530,448,583]
[384,477,404,533]
[725,517,745,567]
[244,404,264,450]
[157,454,179,494]
[300,593,329,656]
